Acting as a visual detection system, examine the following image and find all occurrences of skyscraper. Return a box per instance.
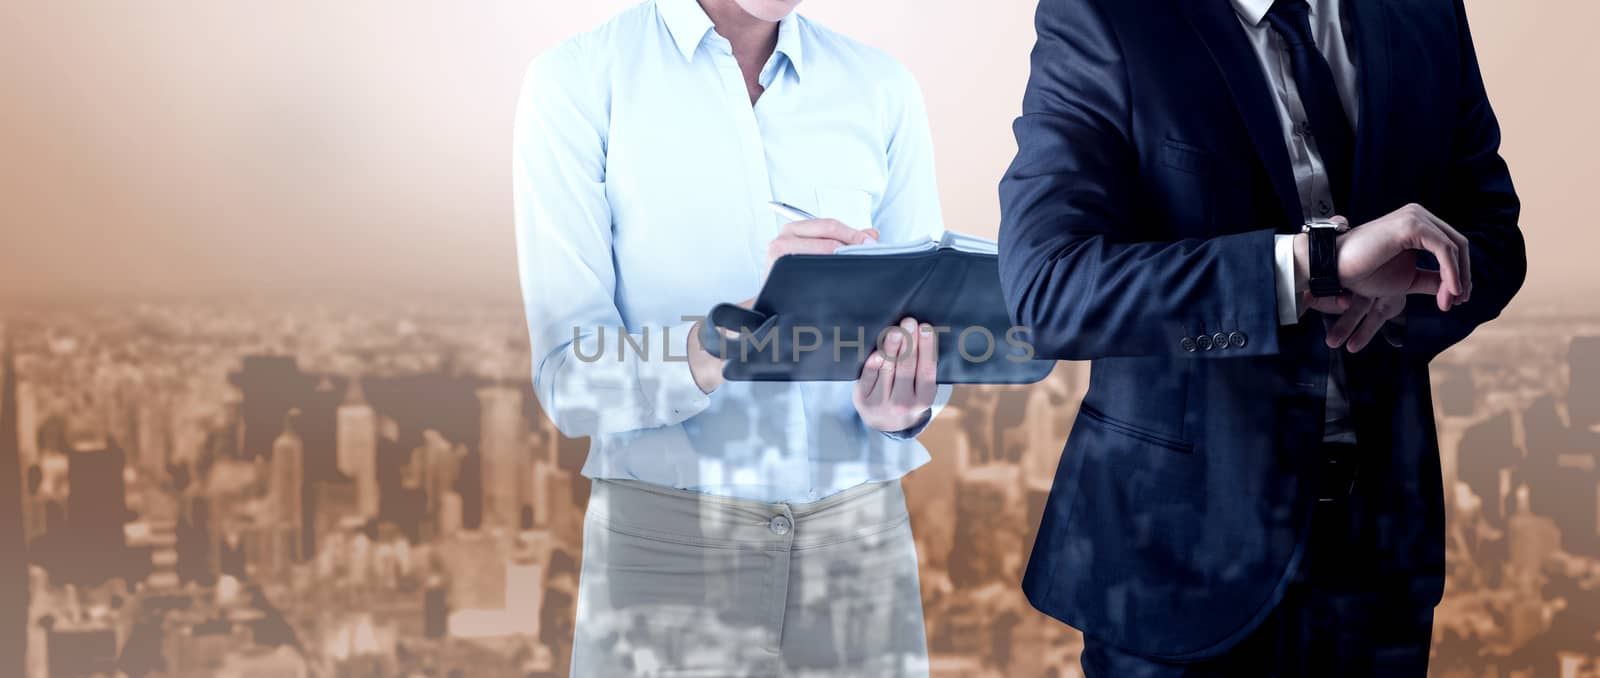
[1569,336,1600,430]
[0,332,29,678]
[15,380,36,470]
[65,440,130,585]
[270,408,305,563]
[337,376,378,518]
[229,355,316,461]
[476,386,526,531]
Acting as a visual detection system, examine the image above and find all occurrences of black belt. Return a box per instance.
[1315,442,1362,503]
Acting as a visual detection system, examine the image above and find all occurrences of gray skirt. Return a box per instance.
[571,479,929,678]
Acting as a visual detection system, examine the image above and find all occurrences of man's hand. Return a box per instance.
[1338,204,1471,310]
[854,317,938,433]
[767,219,879,275]
[1324,294,1406,353]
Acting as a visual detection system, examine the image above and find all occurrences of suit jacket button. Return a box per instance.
[1181,337,1198,353]
[1212,332,1229,350]
[1196,334,1214,351]
[1229,331,1248,348]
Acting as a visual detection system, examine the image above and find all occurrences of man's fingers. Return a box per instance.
[1400,215,1462,311]
[1348,296,1406,352]
[1421,210,1472,305]
[1345,308,1388,353]
[1304,293,1353,316]
[1407,269,1443,297]
[913,323,938,406]
[1326,295,1374,348]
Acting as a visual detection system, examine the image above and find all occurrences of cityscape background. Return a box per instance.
[2,1,1598,676]
[2,300,1599,677]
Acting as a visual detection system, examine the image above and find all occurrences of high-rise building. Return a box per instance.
[15,380,36,470]
[476,386,526,530]
[133,393,172,472]
[336,376,378,519]
[1570,335,1600,430]
[270,409,305,564]
[417,431,461,531]
[229,355,316,461]
[438,490,464,538]
[312,477,359,555]
[0,333,30,678]
[64,440,131,585]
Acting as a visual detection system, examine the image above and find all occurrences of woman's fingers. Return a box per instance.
[913,323,938,407]
[781,219,874,245]
[854,352,884,403]
[888,318,919,406]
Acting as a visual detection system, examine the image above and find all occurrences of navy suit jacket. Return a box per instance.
[999,0,1525,660]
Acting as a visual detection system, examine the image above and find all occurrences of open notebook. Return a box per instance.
[700,228,1051,383]
[834,231,999,257]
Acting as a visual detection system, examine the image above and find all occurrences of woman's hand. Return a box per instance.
[854,317,939,433]
[687,296,755,394]
[766,219,879,278]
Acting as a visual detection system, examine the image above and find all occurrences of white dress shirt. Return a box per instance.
[1234,0,1359,443]
[513,0,951,503]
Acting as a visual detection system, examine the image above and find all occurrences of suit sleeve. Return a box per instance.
[997,0,1283,362]
[1390,0,1525,362]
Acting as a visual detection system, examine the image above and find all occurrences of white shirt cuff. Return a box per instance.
[639,320,713,427]
[881,383,953,440]
[1273,234,1300,326]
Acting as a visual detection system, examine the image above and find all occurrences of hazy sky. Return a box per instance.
[0,1,1592,303]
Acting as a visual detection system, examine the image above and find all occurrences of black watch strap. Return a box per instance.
[1304,221,1346,298]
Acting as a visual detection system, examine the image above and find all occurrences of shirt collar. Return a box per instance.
[658,0,805,80]
[774,13,805,80]
[1231,0,1274,26]
[659,0,716,62]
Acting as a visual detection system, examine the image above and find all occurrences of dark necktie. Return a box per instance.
[1265,0,1355,215]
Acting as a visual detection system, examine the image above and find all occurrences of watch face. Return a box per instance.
[1304,220,1349,233]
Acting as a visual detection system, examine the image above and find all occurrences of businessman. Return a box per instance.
[998,0,1524,674]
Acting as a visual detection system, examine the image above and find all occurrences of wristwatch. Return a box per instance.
[1302,220,1349,298]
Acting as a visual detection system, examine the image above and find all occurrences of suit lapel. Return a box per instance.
[1179,0,1303,229]
[1344,0,1392,223]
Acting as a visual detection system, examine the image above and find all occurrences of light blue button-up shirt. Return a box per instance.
[513,0,951,504]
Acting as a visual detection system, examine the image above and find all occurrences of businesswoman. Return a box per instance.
[512,0,949,674]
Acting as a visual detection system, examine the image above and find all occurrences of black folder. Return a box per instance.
[699,233,1054,384]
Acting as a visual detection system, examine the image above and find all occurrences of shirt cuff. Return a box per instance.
[639,320,713,427]
[881,383,953,440]
[1273,234,1300,326]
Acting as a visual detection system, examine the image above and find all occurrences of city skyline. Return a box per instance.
[1,296,1597,676]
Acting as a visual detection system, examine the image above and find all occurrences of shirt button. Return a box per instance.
[1229,331,1249,349]
[1212,332,1230,350]
[1196,334,1215,351]
[769,515,792,536]
[1181,337,1198,353]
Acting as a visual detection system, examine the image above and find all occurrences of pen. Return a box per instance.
[767,201,819,222]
